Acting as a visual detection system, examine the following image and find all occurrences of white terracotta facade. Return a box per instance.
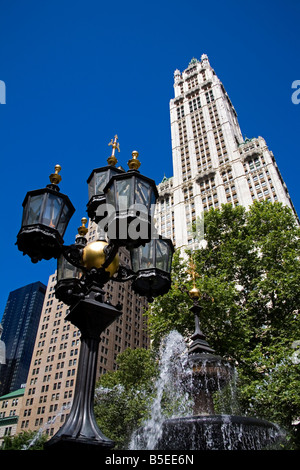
[156,55,297,249]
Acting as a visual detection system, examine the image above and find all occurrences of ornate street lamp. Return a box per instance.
[86,135,125,223]
[130,236,174,300]
[103,150,158,248]
[16,165,75,263]
[54,218,88,306]
[16,136,174,450]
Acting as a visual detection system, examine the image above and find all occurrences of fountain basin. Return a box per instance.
[154,414,285,450]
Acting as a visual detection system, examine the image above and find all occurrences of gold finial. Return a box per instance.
[128,150,141,171]
[49,164,62,185]
[187,257,200,299]
[78,217,88,236]
[107,135,120,166]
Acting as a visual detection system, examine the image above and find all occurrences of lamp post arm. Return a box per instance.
[111,265,136,282]
[61,243,85,270]
[102,241,119,269]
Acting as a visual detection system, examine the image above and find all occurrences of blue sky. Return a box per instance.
[0,0,299,319]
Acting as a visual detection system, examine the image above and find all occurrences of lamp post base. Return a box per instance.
[44,434,114,451]
[44,286,121,451]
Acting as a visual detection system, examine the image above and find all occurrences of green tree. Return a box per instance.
[1,430,47,450]
[147,202,300,446]
[94,347,158,449]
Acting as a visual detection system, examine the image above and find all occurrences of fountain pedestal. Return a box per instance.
[188,352,232,415]
[186,300,233,415]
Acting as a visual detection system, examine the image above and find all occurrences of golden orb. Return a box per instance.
[81,240,119,277]
[189,286,200,299]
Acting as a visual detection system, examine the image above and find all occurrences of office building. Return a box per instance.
[0,282,46,396]
[0,387,25,447]
[155,54,297,249]
[0,323,5,367]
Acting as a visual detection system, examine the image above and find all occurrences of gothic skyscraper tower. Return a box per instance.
[156,54,297,249]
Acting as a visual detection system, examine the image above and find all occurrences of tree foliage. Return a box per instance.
[94,347,158,449]
[147,202,300,446]
[1,430,47,450]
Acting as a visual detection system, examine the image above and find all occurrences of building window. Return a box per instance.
[177,104,185,119]
[189,96,201,112]
[205,90,214,103]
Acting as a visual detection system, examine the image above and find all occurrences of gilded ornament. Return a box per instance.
[82,240,119,277]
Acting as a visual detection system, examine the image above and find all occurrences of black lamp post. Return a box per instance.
[16,165,75,263]
[16,136,174,450]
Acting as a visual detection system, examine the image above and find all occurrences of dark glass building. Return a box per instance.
[0,282,46,395]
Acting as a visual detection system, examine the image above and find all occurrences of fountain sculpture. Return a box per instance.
[131,270,285,450]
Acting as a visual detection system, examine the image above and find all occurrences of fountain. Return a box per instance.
[131,283,285,450]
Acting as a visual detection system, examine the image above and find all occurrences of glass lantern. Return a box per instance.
[16,165,75,263]
[54,218,88,305]
[130,236,174,299]
[55,253,83,305]
[103,151,158,248]
[86,165,124,222]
